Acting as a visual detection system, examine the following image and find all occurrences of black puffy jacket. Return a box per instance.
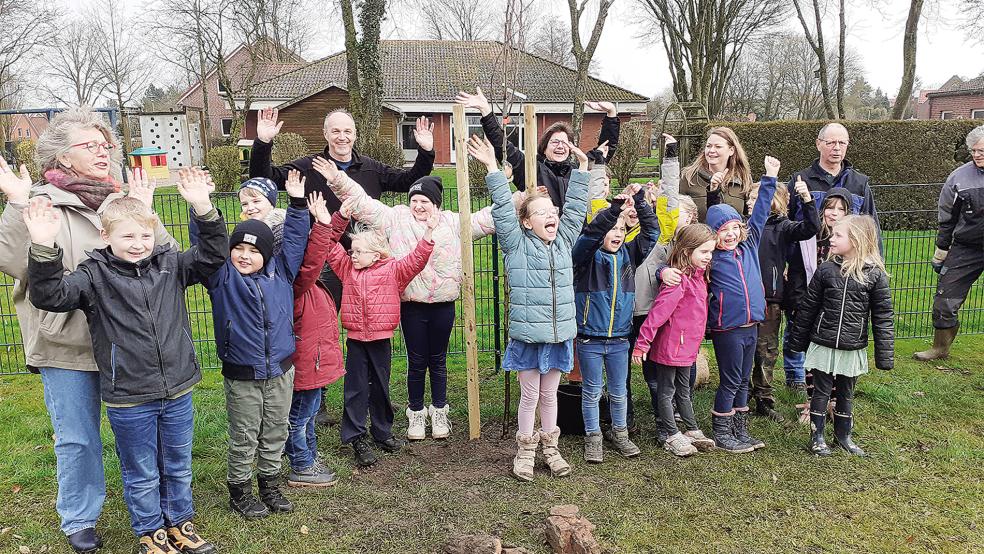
[787,258,895,370]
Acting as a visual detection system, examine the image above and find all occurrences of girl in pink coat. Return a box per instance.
[632,224,718,457]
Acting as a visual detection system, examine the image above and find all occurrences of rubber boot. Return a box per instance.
[711,414,753,453]
[808,412,832,456]
[833,413,866,456]
[512,431,539,482]
[913,326,958,361]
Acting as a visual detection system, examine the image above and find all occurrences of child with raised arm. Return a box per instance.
[26,168,225,554]
[468,134,589,482]
[325,197,437,467]
[787,215,893,456]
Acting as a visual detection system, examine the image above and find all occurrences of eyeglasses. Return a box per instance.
[820,140,849,148]
[529,207,559,217]
[971,148,984,156]
[547,139,568,147]
[348,249,374,257]
[71,141,116,153]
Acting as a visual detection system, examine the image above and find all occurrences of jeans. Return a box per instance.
[577,337,629,434]
[105,392,195,536]
[39,367,106,536]
[224,369,295,483]
[782,323,806,384]
[401,301,454,411]
[340,339,394,444]
[285,388,321,471]
[644,363,698,438]
[711,326,758,414]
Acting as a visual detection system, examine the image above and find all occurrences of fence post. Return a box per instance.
[453,104,482,439]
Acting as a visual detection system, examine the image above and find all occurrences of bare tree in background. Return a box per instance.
[0,0,60,105]
[421,0,494,40]
[634,0,786,118]
[340,0,387,148]
[790,0,848,118]
[567,0,614,144]
[957,0,983,45]
[529,16,574,68]
[891,0,925,119]
[45,22,109,106]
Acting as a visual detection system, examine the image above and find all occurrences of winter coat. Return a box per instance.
[26,212,227,403]
[707,175,777,332]
[480,113,618,208]
[326,169,496,303]
[325,212,434,341]
[680,166,749,223]
[292,222,345,391]
[0,184,176,373]
[201,199,310,380]
[788,159,879,232]
[787,259,894,370]
[936,162,984,250]
[573,191,659,338]
[632,268,709,367]
[487,168,589,344]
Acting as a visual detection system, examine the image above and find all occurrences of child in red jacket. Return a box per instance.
[285,192,346,487]
[326,197,437,467]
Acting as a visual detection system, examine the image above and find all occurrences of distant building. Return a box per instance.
[7,113,48,142]
[917,74,984,120]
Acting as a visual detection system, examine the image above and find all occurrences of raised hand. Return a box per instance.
[709,171,725,191]
[0,156,32,204]
[454,87,492,116]
[177,167,213,214]
[584,101,617,117]
[764,156,781,178]
[793,176,811,202]
[622,182,643,198]
[466,135,497,172]
[571,145,589,171]
[286,169,306,199]
[662,133,677,145]
[126,167,156,208]
[412,116,435,152]
[596,140,610,159]
[312,156,343,187]
[338,196,356,219]
[23,197,61,247]
[256,107,284,143]
[423,208,440,240]
[308,191,330,225]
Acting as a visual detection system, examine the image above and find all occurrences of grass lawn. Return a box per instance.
[1,339,983,553]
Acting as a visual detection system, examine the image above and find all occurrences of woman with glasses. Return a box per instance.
[0,107,174,553]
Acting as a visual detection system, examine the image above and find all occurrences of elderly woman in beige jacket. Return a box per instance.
[0,107,174,553]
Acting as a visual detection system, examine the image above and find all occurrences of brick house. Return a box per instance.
[919,74,984,120]
[234,40,650,164]
[6,113,48,142]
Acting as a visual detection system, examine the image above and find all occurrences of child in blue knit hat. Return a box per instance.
[239,176,289,250]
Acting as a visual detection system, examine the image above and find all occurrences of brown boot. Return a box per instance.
[913,326,958,361]
[512,431,539,482]
[539,428,572,477]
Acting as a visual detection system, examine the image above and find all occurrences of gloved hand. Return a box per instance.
[932,247,948,274]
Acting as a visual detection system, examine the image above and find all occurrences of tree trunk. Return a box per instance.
[357,0,386,147]
[792,0,836,119]
[892,0,924,119]
[567,0,612,144]
[340,0,363,131]
[836,0,846,118]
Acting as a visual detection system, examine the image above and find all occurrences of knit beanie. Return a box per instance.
[229,219,275,266]
[706,204,742,232]
[408,176,443,207]
[239,177,279,208]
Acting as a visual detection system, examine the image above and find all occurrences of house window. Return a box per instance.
[17,128,22,138]
[449,115,524,156]
[941,111,955,120]
[217,80,227,94]
[221,118,233,136]
[972,110,984,120]
[25,129,30,138]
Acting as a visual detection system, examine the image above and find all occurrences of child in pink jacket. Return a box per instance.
[632,224,718,457]
[325,198,436,467]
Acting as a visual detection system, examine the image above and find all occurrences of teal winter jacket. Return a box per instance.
[487,169,589,344]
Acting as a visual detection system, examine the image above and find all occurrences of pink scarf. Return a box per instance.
[44,169,121,211]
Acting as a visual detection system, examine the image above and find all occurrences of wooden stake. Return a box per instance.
[453,104,481,440]
[522,104,537,192]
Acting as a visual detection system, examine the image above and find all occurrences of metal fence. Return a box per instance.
[1,182,981,375]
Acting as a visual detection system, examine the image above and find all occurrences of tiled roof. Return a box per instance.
[244,40,648,104]
[934,74,984,94]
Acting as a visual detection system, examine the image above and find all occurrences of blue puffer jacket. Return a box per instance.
[574,191,659,338]
[487,169,588,344]
[199,201,310,379]
[706,175,776,332]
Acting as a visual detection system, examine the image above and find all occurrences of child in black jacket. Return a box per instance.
[26,169,225,554]
[787,215,894,457]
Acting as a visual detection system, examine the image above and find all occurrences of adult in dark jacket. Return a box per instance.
[679,127,755,222]
[455,88,618,208]
[914,126,984,361]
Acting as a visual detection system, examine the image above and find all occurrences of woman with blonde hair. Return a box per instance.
[680,127,754,222]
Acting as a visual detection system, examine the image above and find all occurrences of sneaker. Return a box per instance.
[166,521,215,554]
[406,407,427,441]
[583,431,604,463]
[683,429,716,452]
[288,461,339,487]
[139,529,179,554]
[611,427,641,458]
[429,404,452,439]
[352,436,378,467]
[664,432,698,457]
[374,435,406,453]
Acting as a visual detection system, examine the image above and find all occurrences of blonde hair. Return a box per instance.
[518,190,550,221]
[832,215,886,283]
[36,106,122,174]
[682,127,754,194]
[770,184,789,216]
[238,187,266,200]
[348,226,391,259]
[667,223,716,281]
[678,195,698,222]
[100,197,159,234]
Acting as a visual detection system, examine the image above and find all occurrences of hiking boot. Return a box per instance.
[67,527,102,553]
[664,432,698,457]
[833,413,866,456]
[755,398,785,423]
[257,474,293,513]
[913,326,958,361]
[315,388,336,427]
[288,461,338,488]
[583,432,604,464]
[406,407,427,441]
[611,427,641,458]
[808,412,832,456]
[733,410,766,450]
[539,428,572,477]
[787,381,807,394]
[166,521,215,554]
[374,435,406,453]
[139,529,179,554]
[429,404,452,439]
[352,436,378,467]
[711,414,754,453]
[512,431,539,482]
[683,429,716,452]
[227,480,269,519]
